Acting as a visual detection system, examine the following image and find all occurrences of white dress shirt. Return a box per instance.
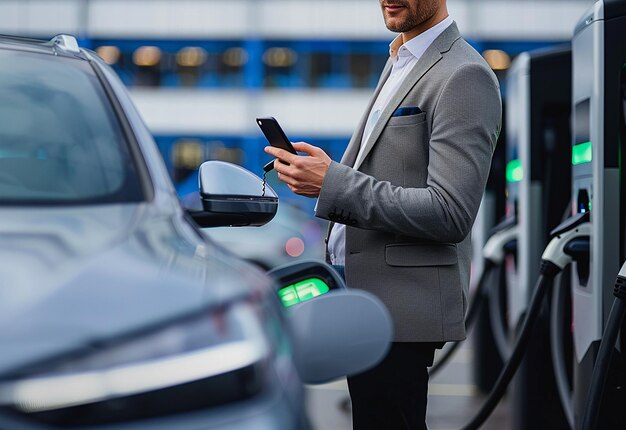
[326,16,454,266]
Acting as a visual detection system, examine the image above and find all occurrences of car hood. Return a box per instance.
[0,203,273,375]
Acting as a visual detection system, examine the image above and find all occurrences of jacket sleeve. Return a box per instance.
[315,63,502,243]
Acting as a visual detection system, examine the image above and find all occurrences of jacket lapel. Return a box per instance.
[340,60,392,167]
[326,63,392,246]
[352,22,461,171]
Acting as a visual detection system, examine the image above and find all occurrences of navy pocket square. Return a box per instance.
[392,106,423,117]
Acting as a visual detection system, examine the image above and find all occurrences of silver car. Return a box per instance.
[0,35,391,429]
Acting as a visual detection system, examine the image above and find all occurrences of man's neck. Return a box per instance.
[401,9,450,45]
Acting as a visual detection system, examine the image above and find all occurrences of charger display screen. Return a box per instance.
[278,278,330,308]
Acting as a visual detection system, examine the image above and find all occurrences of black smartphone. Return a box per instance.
[256,117,297,172]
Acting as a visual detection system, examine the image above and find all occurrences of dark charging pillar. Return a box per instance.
[571,0,626,428]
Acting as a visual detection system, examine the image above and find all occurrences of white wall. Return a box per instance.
[0,0,594,41]
[130,89,371,136]
[0,0,81,35]
[451,0,592,40]
[0,0,595,138]
[88,0,251,39]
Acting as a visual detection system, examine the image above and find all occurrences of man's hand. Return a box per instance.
[264,142,331,198]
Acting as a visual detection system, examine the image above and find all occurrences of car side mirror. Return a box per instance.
[268,261,393,384]
[185,161,278,228]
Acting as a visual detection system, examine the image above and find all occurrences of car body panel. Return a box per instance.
[0,39,308,429]
[0,203,275,375]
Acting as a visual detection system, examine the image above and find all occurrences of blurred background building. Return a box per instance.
[0,0,593,213]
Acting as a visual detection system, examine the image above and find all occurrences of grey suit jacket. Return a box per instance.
[315,22,502,342]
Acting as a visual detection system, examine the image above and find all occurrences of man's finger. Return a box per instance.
[276,171,298,187]
[273,159,298,176]
[264,146,298,164]
[291,142,322,156]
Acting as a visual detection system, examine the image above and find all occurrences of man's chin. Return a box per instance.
[385,22,411,33]
[384,18,406,33]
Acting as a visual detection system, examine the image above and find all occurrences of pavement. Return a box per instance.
[305,337,511,430]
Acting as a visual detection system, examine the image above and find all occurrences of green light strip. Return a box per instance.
[572,141,592,165]
[506,159,523,183]
[278,278,330,308]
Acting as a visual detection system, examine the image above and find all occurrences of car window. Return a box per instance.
[0,48,144,204]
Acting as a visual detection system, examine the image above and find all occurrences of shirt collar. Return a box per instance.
[389,15,454,62]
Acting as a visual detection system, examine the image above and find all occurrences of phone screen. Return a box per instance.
[256,117,297,154]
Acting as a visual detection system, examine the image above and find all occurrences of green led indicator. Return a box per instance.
[278,286,300,308]
[572,141,592,165]
[278,278,330,308]
[506,159,523,183]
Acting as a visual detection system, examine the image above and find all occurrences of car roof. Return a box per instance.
[0,34,87,60]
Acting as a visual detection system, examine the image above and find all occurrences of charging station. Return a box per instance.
[571,0,626,426]
[504,46,573,429]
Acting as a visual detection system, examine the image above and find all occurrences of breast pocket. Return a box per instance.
[387,111,427,127]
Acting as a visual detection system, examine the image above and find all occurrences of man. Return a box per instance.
[265,0,501,428]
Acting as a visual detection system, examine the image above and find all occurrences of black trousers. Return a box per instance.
[347,342,441,430]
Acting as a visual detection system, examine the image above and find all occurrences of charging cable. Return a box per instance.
[461,212,590,430]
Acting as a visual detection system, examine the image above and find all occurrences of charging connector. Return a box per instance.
[541,212,591,270]
[483,224,519,264]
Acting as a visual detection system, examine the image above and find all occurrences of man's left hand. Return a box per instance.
[264,142,331,198]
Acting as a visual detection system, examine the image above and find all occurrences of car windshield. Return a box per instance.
[0,48,144,204]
